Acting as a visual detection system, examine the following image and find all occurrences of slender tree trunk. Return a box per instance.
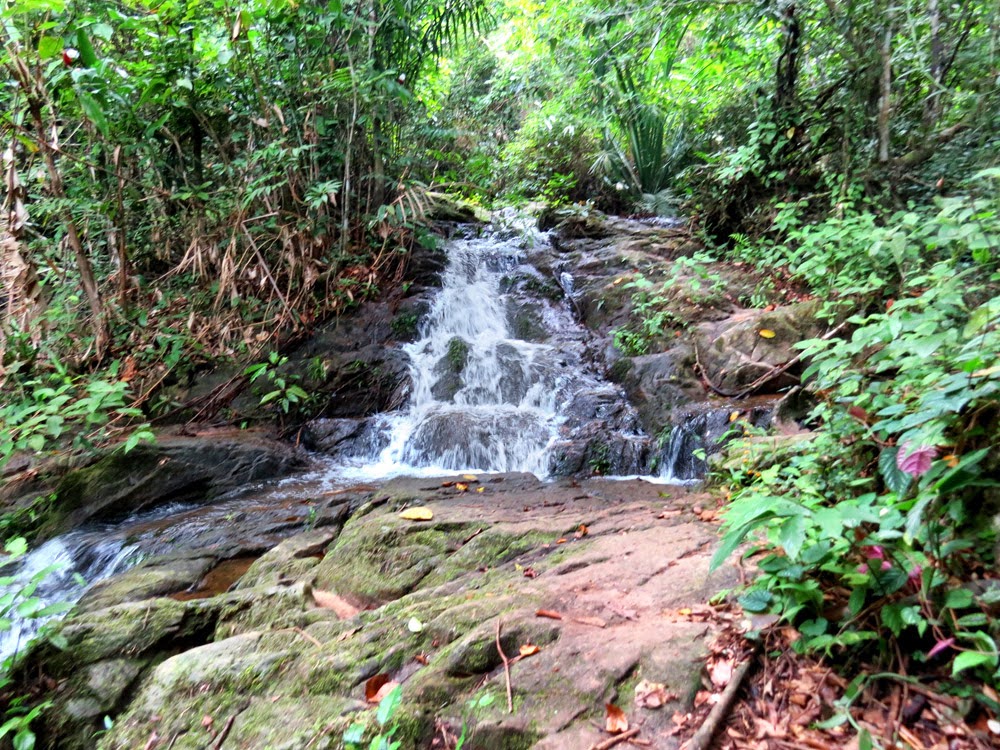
[775,2,801,118]
[923,0,943,129]
[6,53,109,357]
[877,25,893,163]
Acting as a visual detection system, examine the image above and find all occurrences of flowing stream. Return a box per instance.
[1,217,712,665]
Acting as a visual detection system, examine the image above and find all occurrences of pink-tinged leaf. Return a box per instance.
[927,638,955,659]
[897,444,937,477]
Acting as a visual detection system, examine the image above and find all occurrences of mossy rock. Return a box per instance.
[311,514,480,606]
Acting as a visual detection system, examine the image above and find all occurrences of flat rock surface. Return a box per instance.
[54,474,739,750]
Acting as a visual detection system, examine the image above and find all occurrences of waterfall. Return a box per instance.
[348,231,577,477]
[0,534,140,665]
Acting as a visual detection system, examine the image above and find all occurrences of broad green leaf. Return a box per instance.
[878,447,911,496]
[75,28,98,67]
[37,36,63,59]
[952,650,996,675]
[76,90,109,137]
[375,684,402,727]
[737,588,772,612]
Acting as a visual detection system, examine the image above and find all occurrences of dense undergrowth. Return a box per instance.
[2,0,1000,744]
[711,180,1000,692]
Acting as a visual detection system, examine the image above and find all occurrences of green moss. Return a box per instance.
[446,337,469,372]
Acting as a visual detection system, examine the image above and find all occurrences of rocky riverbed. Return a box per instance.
[2,206,827,749]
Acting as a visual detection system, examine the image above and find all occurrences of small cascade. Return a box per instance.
[351,227,598,477]
[654,405,774,482]
[0,533,140,665]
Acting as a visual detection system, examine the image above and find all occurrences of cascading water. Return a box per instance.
[0,533,140,664]
[1,215,718,665]
[348,227,596,478]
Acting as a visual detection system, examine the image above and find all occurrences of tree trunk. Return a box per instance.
[8,53,109,357]
[923,0,943,129]
[877,25,893,163]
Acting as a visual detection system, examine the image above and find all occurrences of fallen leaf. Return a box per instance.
[519,644,540,657]
[312,589,360,619]
[556,538,567,544]
[455,483,469,492]
[605,703,629,734]
[759,328,776,338]
[678,608,693,617]
[372,680,400,704]
[440,481,455,487]
[574,524,589,539]
[634,679,676,709]
[462,474,478,481]
[365,674,391,702]
[407,617,423,633]
[400,506,434,521]
[729,410,740,422]
[536,609,563,620]
[476,486,485,493]
[710,658,734,688]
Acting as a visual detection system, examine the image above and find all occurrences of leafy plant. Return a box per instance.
[711,190,1000,684]
[342,683,403,750]
[244,352,310,415]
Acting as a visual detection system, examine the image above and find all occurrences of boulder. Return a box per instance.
[694,301,824,395]
[17,434,301,541]
[612,347,704,435]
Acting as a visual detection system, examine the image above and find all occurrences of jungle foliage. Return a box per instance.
[1,0,999,715]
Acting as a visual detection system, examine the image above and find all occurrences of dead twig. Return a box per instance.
[588,727,641,750]
[211,713,237,750]
[495,619,513,714]
[680,650,758,750]
[694,320,849,399]
[461,527,485,546]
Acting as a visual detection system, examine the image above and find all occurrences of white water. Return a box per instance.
[342,231,577,479]
[1,217,704,667]
[0,534,140,665]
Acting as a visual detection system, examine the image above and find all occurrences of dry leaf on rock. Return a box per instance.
[605,703,629,734]
[535,609,563,620]
[759,328,776,338]
[312,589,360,619]
[519,644,540,657]
[709,657,734,688]
[634,679,676,709]
[372,681,399,703]
[574,524,589,538]
[365,674,392,702]
[399,506,434,521]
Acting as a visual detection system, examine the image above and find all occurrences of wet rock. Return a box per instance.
[300,418,368,453]
[615,347,704,434]
[547,385,650,476]
[236,527,341,590]
[76,553,218,613]
[695,301,824,395]
[425,192,489,223]
[27,434,301,540]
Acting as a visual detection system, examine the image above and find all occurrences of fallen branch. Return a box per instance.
[495,619,513,714]
[588,727,641,750]
[680,652,757,750]
[695,319,848,399]
[211,714,237,750]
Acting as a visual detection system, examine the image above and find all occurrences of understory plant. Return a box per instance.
[712,186,1000,689]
